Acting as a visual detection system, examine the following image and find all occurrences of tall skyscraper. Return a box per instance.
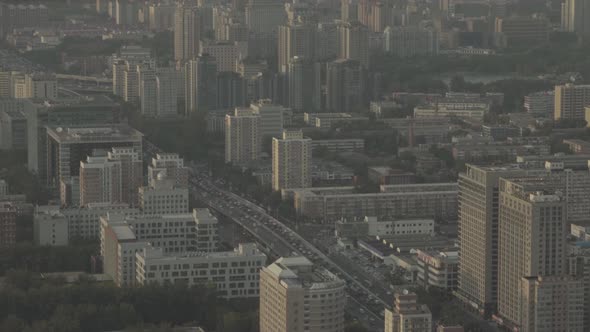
[456,165,525,316]
[326,59,365,113]
[338,21,369,69]
[554,84,590,120]
[278,22,317,73]
[384,290,432,332]
[562,0,590,40]
[185,54,218,115]
[174,5,201,62]
[259,256,346,332]
[225,108,261,165]
[288,56,315,112]
[497,178,582,331]
[139,65,157,117]
[272,130,311,191]
[245,0,286,35]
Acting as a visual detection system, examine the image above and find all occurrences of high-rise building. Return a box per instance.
[259,256,346,332]
[174,5,201,62]
[384,26,439,57]
[79,155,122,207]
[139,65,157,117]
[45,125,143,187]
[384,290,432,332]
[225,108,261,165]
[288,56,316,112]
[108,147,142,207]
[326,59,365,113]
[217,71,247,110]
[0,203,17,247]
[115,0,138,26]
[0,109,27,150]
[148,2,175,31]
[341,0,358,22]
[554,84,590,120]
[316,22,339,60]
[496,180,577,330]
[278,22,317,73]
[185,54,218,115]
[494,16,549,48]
[250,99,284,138]
[200,41,247,72]
[272,130,312,191]
[155,68,178,117]
[139,175,189,215]
[0,3,48,37]
[455,164,525,316]
[245,0,286,34]
[562,0,590,40]
[111,46,153,98]
[338,21,369,69]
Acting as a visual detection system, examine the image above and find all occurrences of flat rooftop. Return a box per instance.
[46,125,143,143]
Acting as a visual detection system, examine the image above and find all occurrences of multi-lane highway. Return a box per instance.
[189,171,386,331]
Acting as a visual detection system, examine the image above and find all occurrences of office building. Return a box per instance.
[45,125,143,187]
[562,0,590,40]
[316,22,339,61]
[259,256,346,332]
[245,0,286,34]
[23,73,57,100]
[250,99,284,138]
[384,26,439,57]
[155,67,178,117]
[174,5,201,62]
[554,84,590,120]
[524,91,554,118]
[24,97,120,183]
[384,290,432,332]
[225,108,261,165]
[185,54,218,115]
[494,16,549,48]
[326,59,365,113]
[114,0,138,26]
[455,165,525,316]
[147,153,189,188]
[338,21,369,69]
[272,130,312,191]
[278,22,316,73]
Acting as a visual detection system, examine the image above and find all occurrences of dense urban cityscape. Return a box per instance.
[0,0,589,331]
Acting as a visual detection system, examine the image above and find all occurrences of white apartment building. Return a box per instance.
[79,155,122,207]
[136,243,267,299]
[259,256,346,332]
[33,206,69,246]
[272,130,312,191]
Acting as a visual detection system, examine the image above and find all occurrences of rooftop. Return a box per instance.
[46,125,143,143]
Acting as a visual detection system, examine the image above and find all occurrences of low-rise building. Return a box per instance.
[384,290,432,332]
[33,205,69,246]
[136,243,266,299]
[415,249,459,290]
[368,167,415,185]
[365,216,434,237]
[311,139,365,153]
[563,139,590,154]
